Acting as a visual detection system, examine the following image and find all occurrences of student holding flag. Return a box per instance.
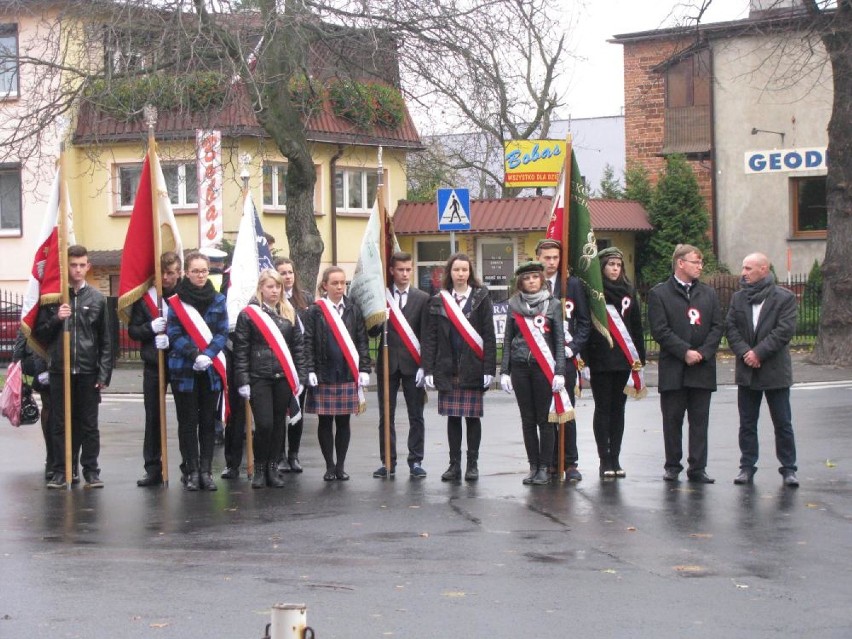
[166,251,229,491]
[303,266,371,481]
[499,261,567,486]
[233,269,305,489]
[422,253,497,482]
[584,247,646,479]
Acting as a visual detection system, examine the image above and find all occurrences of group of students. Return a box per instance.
[25,238,799,491]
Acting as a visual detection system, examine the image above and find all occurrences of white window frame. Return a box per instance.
[415,238,458,295]
[334,167,379,214]
[476,237,517,302]
[0,24,19,98]
[263,162,287,210]
[115,162,197,212]
[0,164,22,236]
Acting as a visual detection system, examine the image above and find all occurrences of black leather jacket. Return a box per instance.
[232,300,305,388]
[303,296,371,383]
[33,284,113,386]
[127,290,174,367]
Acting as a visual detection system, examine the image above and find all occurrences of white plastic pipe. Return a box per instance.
[270,603,308,639]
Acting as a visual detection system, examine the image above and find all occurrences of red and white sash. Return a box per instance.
[167,295,229,418]
[385,289,421,366]
[606,302,646,399]
[243,305,300,393]
[316,299,366,413]
[513,312,575,423]
[440,290,484,360]
[143,286,169,320]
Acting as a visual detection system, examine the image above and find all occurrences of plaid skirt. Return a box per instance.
[438,386,484,417]
[305,382,360,415]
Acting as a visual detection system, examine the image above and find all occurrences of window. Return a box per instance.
[335,168,378,212]
[791,176,827,238]
[116,162,198,210]
[662,48,711,154]
[263,163,287,208]
[0,165,22,235]
[477,238,515,303]
[0,24,19,97]
[416,239,458,296]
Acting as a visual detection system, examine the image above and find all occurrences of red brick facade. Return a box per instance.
[622,38,716,246]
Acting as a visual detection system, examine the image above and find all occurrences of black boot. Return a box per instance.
[441,458,462,482]
[522,464,537,485]
[266,462,285,488]
[199,458,217,491]
[531,465,550,485]
[184,471,200,491]
[252,463,266,489]
[464,453,479,482]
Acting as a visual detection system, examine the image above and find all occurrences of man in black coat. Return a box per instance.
[370,252,430,478]
[726,252,799,487]
[536,239,591,481]
[648,244,723,483]
[128,252,181,487]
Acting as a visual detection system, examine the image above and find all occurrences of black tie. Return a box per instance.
[682,283,691,299]
[396,289,406,309]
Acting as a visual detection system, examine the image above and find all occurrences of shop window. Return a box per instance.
[416,239,458,296]
[477,238,515,303]
[791,176,827,238]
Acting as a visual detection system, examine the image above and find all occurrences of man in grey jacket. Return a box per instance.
[726,252,799,487]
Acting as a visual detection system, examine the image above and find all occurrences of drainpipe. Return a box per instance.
[709,45,720,259]
[329,144,345,266]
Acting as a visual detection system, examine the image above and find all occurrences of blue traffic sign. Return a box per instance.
[437,188,471,231]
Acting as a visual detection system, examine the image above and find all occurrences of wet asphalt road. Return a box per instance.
[1,381,851,639]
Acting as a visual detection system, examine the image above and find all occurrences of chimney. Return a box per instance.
[749,0,804,19]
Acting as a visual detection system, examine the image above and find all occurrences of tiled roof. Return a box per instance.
[392,196,652,234]
[73,83,423,150]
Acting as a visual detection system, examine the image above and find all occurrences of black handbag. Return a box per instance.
[19,381,40,425]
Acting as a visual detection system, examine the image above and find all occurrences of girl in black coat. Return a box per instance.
[499,262,566,486]
[422,253,496,482]
[233,269,305,488]
[584,247,646,478]
[303,266,371,481]
[274,257,314,473]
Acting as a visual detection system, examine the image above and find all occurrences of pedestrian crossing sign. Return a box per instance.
[437,188,471,231]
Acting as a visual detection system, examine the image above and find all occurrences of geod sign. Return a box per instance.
[744,147,827,174]
[504,140,566,187]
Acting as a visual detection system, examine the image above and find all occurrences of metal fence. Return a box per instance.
[0,273,824,364]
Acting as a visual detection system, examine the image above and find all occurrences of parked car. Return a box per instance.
[0,301,22,362]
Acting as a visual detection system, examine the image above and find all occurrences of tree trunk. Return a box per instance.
[812,5,852,364]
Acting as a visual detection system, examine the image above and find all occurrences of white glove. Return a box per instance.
[564,345,574,359]
[238,384,251,399]
[415,368,425,387]
[193,354,212,371]
[154,334,169,350]
[483,374,493,389]
[500,374,513,393]
[358,372,370,387]
[38,372,50,386]
[150,317,167,333]
[308,372,318,387]
[552,374,565,392]
[424,375,435,389]
[296,384,304,396]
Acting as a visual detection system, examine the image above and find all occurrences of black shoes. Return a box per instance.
[523,465,537,485]
[84,471,104,488]
[287,457,303,473]
[251,464,266,489]
[199,472,217,491]
[441,462,462,482]
[733,468,755,485]
[464,462,479,482]
[266,464,286,488]
[783,471,800,487]
[530,466,549,486]
[663,468,680,482]
[46,473,66,489]
[323,468,337,481]
[221,467,241,480]
[687,471,715,484]
[565,465,582,482]
[137,472,162,487]
[335,468,350,481]
[184,471,200,491]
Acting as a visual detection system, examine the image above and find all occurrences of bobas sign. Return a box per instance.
[504,140,566,188]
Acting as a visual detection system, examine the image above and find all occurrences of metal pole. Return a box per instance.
[269,603,309,639]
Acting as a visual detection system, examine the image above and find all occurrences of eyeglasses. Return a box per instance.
[681,259,704,266]
[189,269,210,275]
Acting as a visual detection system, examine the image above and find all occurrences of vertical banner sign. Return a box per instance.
[196,129,223,249]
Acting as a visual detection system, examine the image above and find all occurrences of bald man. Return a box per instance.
[726,253,799,487]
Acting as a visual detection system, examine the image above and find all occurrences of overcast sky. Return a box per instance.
[557,0,751,120]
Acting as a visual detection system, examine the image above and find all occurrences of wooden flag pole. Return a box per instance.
[145,105,170,486]
[558,135,573,482]
[240,170,255,480]
[57,121,72,490]
[378,147,393,478]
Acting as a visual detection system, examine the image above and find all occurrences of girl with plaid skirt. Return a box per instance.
[422,253,497,482]
[303,266,371,481]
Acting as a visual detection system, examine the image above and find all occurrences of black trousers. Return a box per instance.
[278,386,308,463]
[49,373,100,476]
[660,388,712,473]
[552,360,578,467]
[510,360,556,467]
[447,416,481,462]
[39,390,54,471]
[223,351,245,469]
[590,369,630,466]
[141,365,165,475]
[317,415,351,471]
[173,373,219,474]
[250,377,293,466]
[737,386,797,474]
[376,368,425,468]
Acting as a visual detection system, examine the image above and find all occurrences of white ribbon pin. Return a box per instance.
[564,299,574,319]
[687,308,701,325]
[621,296,631,315]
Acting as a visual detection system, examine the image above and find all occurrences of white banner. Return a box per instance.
[745,147,827,174]
[196,129,223,248]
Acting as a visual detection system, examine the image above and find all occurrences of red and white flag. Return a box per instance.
[20,169,74,356]
[117,150,184,324]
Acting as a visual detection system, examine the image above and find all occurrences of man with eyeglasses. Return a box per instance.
[648,244,723,484]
